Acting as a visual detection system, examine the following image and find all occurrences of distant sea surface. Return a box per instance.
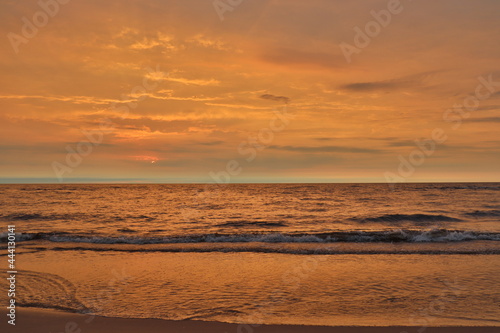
[1,183,499,326]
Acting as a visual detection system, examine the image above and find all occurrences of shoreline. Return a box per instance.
[2,308,499,333]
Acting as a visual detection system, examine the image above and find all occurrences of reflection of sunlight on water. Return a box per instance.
[1,183,499,239]
[2,183,499,326]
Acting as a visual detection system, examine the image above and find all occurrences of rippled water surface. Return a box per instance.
[1,183,499,241]
[0,183,499,326]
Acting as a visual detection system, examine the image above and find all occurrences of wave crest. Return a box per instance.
[3,229,499,245]
[350,214,462,224]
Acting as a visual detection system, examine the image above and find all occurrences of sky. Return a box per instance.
[0,0,499,183]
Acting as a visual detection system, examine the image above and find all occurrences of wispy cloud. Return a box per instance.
[151,90,219,102]
[269,145,382,154]
[466,117,500,123]
[104,117,202,134]
[260,94,290,104]
[162,77,220,86]
[205,103,272,110]
[340,72,436,92]
[187,34,234,51]
[1,0,499,182]
[261,47,343,70]
[0,94,134,105]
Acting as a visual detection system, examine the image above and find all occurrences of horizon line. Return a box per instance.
[0,178,498,185]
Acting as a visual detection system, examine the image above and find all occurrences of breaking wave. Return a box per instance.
[350,214,462,223]
[216,220,288,228]
[2,229,499,245]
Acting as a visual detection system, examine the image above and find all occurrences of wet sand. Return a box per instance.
[2,308,499,333]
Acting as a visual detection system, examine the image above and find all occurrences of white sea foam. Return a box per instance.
[3,229,498,245]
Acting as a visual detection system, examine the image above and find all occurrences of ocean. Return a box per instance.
[1,183,499,327]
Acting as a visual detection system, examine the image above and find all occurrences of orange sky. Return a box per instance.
[0,0,499,183]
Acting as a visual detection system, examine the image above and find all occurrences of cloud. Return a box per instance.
[114,30,177,51]
[1,0,499,182]
[0,94,133,105]
[197,140,224,146]
[187,34,233,51]
[130,39,163,50]
[466,117,500,123]
[340,72,435,92]
[493,92,500,99]
[104,117,201,134]
[151,90,219,102]
[477,105,500,111]
[260,94,290,104]
[261,47,343,70]
[205,103,272,110]
[162,77,220,86]
[314,136,401,143]
[386,140,421,148]
[269,145,381,154]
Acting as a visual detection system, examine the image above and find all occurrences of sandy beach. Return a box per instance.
[1,308,498,333]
